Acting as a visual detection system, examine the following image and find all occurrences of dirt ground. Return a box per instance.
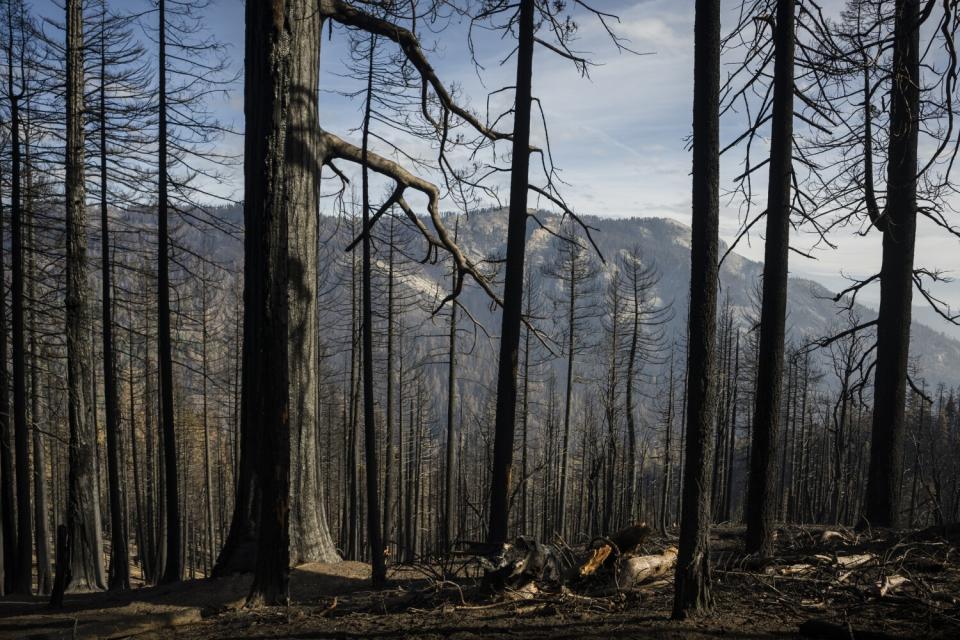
[2,525,959,639]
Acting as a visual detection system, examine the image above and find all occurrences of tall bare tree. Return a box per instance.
[244,0,292,607]
[673,0,721,619]
[863,0,920,529]
[359,33,386,586]
[746,0,796,557]
[487,0,534,546]
[65,0,105,593]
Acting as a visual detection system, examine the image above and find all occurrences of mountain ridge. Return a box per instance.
[346,207,960,390]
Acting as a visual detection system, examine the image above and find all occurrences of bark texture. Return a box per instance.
[99,19,129,587]
[65,0,106,593]
[360,34,386,586]
[864,0,919,529]
[216,0,339,576]
[673,0,720,619]
[488,0,534,546]
[0,135,11,594]
[246,0,292,607]
[286,0,338,566]
[746,0,795,557]
[7,8,30,592]
[157,0,182,584]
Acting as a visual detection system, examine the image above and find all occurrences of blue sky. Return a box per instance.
[94,0,960,330]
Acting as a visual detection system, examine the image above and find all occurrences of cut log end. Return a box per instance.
[619,546,678,588]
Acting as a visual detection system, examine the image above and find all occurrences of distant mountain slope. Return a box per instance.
[318,208,960,390]
[145,203,960,389]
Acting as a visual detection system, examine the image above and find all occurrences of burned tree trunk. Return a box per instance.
[746,0,795,557]
[444,225,458,553]
[98,17,129,588]
[157,0,182,585]
[659,352,676,533]
[286,0,339,567]
[127,325,148,583]
[556,251,578,538]
[7,3,31,593]
[214,239,261,575]
[673,0,720,619]
[383,220,397,555]
[624,259,642,521]
[49,526,70,608]
[27,187,52,595]
[360,34,386,586]
[218,0,339,576]
[0,113,12,594]
[722,332,740,523]
[519,276,534,534]
[488,0,534,546]
[65,0,105,593]
[200,274,215,571]
[0,150,11,595]
[864,0,920,529]
[245,0,292,607]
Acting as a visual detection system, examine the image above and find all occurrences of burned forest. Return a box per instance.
[3,0,960,638]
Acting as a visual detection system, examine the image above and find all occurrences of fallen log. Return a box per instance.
[580,523,652,577]
[617,546,678,588]
[480,536,575,591]
[778,563,817,576]
[579,544,613,577]
[833,553,876,569]
[485,525,666,595]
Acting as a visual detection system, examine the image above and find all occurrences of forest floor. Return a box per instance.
[2,524,959,639]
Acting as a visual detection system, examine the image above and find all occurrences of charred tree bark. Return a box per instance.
[403,396,414,562]
[625,261,642,521]
[347,243,360,560]
[0,155,11,594]
[214,248,261,574]
[245,0,292,606]
[127,325,148,582]
[65,0,105,593]
[864,0,920,529]
[382,220,396,555]
[27,186,52,595]
[746,0,795,557]
[659,352,676,533]
[49,525,70,608]
[201,276,215,571]
[360,35,386,586]
[217,0,339,575]
[98,17,129,588]
[7,5,31,593]
[143,311,160,583]
[286,0,339,567]
[556,252,578,538]
[520,276,533,534]
[444,229,458,553]
[157,0,182,584]
[602,285,619,535]
[722,332,740,523]
[673,0,720,619]
[0,117,12,595]
[488,0,534,546]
